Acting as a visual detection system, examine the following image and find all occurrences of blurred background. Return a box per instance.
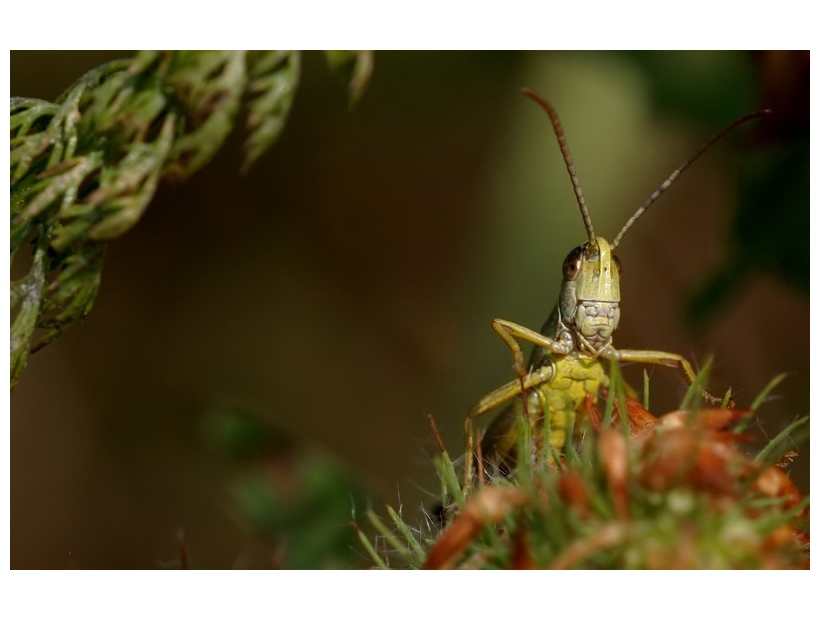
[10,50,809,569]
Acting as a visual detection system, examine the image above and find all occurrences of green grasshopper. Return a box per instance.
[463,89,768,488]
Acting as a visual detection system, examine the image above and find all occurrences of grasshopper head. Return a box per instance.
[558,237,621,355]
[522,88,767,356]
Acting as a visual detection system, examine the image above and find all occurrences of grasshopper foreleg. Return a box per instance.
[609,348,729,407]
[491,319,573,359]
[463,319,565,491]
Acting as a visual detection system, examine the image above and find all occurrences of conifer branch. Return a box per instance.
[9,50,373,389]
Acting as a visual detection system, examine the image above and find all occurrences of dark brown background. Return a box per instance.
[11,51,809,568]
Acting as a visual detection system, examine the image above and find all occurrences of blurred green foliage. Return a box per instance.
[687,135,809,324]
[625,51,809,324]
[202,406,368,569]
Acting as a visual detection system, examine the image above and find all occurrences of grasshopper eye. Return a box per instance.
[563,246,583,280]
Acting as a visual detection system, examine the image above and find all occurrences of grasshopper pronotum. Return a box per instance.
[463,89,768,489]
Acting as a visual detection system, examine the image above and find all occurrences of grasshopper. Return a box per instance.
[463,89,768,488]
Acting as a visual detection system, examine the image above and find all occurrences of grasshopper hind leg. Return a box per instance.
[478,403,519,478]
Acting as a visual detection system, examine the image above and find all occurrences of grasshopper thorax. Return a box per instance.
[558,237,621,356]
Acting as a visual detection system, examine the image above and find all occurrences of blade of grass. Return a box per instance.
[642,369,650,411]
[680,357,712,411]
[367,509,414,564]
[432,452,464,509]
[386,506,426,564]
[352,521,389,569]
[755,416,809,464]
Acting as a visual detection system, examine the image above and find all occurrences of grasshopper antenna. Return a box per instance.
[522,88,596,247]
[611,109,772,250]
